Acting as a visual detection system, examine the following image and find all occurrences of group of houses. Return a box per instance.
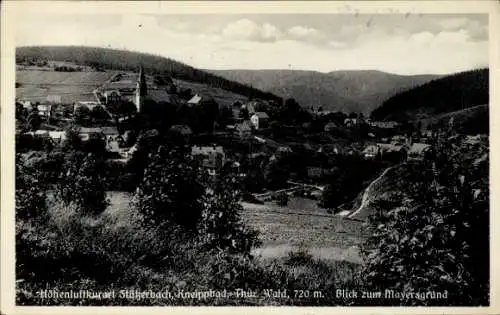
[362,135,433,162]
[17,66,276,177]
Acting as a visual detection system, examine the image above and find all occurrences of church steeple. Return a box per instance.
[135,65,147,112]
[138,65,147,96]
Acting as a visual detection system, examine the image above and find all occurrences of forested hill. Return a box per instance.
[210,69,439,114]
[16,46,283,103]
[370,68,489,121]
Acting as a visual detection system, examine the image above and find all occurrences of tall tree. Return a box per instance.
[198,165,261,254]
[133,145,206,229]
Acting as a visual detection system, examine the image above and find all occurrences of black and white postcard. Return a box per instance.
[1,1,498,314]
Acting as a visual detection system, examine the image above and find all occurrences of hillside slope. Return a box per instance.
[209,69,439,114]
[15,69,250,108]
[347,134,488,221]
[16,46,282,103]
[419,104,489,135]
[371,68,488,121]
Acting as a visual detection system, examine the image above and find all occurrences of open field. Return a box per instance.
[107,192,365,264]
[16,70,115,103]
[16,70,114,86]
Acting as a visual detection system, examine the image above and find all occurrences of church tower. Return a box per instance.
[135,65,147,112]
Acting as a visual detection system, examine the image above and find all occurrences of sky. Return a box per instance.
[15,12,489,75]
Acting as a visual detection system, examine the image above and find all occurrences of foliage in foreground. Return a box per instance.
[361,134,489,306]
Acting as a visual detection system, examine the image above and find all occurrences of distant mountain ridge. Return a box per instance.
[209,69,440,114]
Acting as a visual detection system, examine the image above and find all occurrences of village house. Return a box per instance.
[100,126,121,152]
[24,129,67,145]
[363,143,408,161]
[390,135,411,147]
[118,143,138,160]
[25,130,50,139]
[419,130,435,144]
[169,124,193,142]
[362,144,381,160]
[20,100,33,110]
[277,146,293,154]
[169,124,192,136]
[307,166,334,179]
[344,118,358,128]
[324,122,339,133]
[191,145,226,173]
[369,121,399,129]
[187,94,218,108]
[37,104,53,119]
[407,143,433,162]
[96,66,148,112]
[103,90,121,105]
[48,131,67,144]
[241,101,257,115]
[101,126,120,140]
[317,145,340,155]
[250,112,269,130]
[74,101,103,113]
[78,127,103,142]
[344,117,367,128]
[234,121,253,138]
[464,134,485,146]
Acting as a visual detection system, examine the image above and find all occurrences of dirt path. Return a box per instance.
[347,166,395,218]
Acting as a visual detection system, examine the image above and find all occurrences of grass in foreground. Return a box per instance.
[16,198,362,306]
